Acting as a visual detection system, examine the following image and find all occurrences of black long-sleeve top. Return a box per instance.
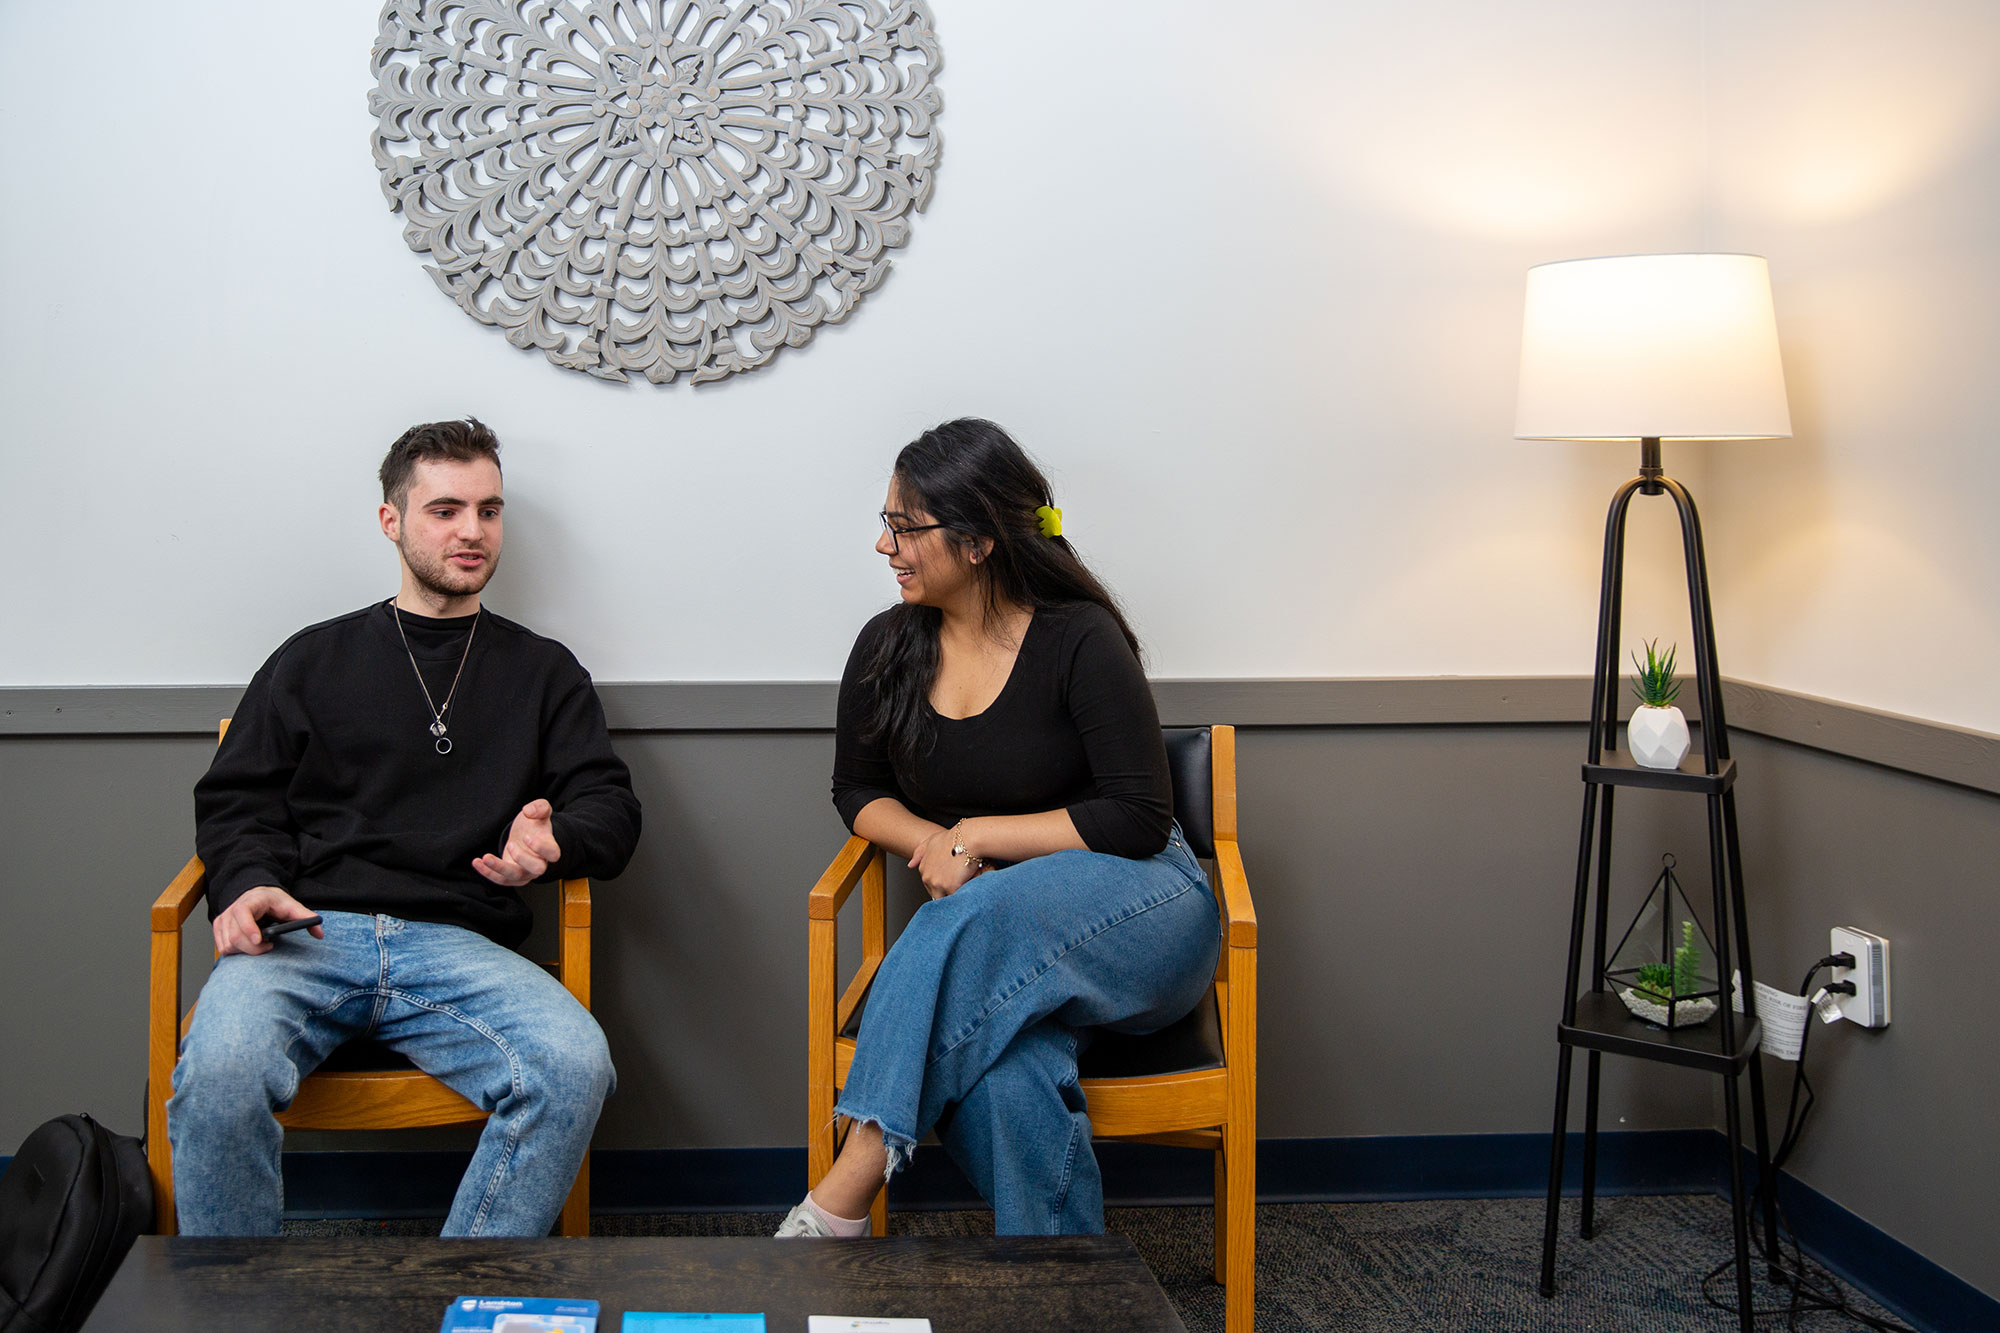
[194,601,642,948]
[831,601,1172,858]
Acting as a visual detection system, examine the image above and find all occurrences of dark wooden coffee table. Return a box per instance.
[86,1235,1188,1332]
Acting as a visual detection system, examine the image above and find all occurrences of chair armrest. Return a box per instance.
[559,877,591,929]
[152,856,208,932]
[150,855,207,1230]
[811,837,888,1038]
[1213,839,1257,949]
[558,879,591,1011]
[808,834,876,920]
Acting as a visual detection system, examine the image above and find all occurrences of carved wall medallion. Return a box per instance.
[370,1,942,384]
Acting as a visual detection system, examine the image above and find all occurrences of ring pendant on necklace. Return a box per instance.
[394,601,479,757]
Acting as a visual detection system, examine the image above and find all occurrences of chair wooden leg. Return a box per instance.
[808,1090,837,1191]
[147,1062,177,1237]
[559,1152,590,1237]
[1223,1124,1255,1333]
[808,918,837,1191]
[1213,1148,1228,1283]
[148,1124,177,1236]
[869,1187,888,1237]
[149,922,183,1235]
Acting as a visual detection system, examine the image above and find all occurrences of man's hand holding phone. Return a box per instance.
[214,885,324,956]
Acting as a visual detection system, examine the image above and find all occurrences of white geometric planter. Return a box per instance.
[1628,704,1691,769]
[1618,987,1718,1028]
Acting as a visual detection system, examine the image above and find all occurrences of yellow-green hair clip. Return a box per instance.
[1035,505,1063,538]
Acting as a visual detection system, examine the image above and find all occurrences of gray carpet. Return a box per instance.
[284,1195,1911,1331]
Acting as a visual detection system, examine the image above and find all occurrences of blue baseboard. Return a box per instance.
[270,1129,1726,1220]
[12,1131,1987,1332]
[1258,1128,1725,1202]
[1764,1168,1993,1333]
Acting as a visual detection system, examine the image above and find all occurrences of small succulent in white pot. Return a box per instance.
[1627,639,1690,769]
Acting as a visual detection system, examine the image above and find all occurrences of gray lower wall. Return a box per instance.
[1727,731,2000,1300]
[0,683,1992,1299]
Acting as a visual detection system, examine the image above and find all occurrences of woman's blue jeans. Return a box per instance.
[835,823,1222,1235]
[166,910,613,1236]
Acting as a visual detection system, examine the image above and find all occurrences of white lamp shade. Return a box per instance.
[1515,253,1792,441]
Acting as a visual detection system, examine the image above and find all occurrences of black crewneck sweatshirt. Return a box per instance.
[194,601,641,947]
[831,601,1173,858]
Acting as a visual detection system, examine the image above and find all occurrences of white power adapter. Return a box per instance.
[1828,927,1891,1028]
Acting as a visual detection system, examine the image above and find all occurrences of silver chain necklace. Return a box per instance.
[392,600,479,754]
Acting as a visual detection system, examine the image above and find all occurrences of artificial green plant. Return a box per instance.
[1634,919,1703,1002]
[1631,639,1682,709]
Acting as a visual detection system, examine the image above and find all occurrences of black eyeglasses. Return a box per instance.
[880,512,947,553]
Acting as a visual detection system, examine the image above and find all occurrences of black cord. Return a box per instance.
[1698,1204,1919,1332]
[1767,961,1859,1172]
[1768,963,1836,1174]
[1691,958,1914,1331]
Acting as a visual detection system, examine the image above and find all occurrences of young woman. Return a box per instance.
[778,418,1221,1237]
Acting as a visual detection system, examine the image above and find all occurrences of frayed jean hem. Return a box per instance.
[832,1105,915,1181]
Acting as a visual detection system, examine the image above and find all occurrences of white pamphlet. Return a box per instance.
[1732,972,1810,1061]
[807,1320,933,1332]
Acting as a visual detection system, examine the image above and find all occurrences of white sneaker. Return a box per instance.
[775,1199,838,1238]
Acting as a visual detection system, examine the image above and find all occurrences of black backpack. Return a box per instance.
[0,1115,154,1333]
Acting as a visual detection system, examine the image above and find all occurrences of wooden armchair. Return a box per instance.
[808,724,1258,1332]
[146,725,594,1236]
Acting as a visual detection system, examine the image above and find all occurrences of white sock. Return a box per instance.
[805,1191,871,1237]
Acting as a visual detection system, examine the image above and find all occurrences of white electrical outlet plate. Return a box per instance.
[1829,927,1891,1027]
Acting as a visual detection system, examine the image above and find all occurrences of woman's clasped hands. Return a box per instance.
[908,819,989,899]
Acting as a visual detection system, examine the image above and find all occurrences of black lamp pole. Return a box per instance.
[1540,438,1783,1330]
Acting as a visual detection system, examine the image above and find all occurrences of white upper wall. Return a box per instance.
[0,1,1704,688]
[1698,0,2000,735]
[4,1,1990,736]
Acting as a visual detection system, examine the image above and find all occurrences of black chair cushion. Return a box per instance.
[311,1039,418,1074]
[1163,727,1214,858]
[1078,985,1224,1078]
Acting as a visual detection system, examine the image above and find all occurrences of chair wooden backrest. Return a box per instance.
[146,720,593,1236]
[806,724,1257,1333]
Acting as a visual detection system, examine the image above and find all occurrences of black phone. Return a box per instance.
[260,914,323,943]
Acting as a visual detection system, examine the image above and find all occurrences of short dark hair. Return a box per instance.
[379,418,503,510]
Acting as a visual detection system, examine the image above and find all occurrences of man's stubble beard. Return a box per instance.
[399,537,499,601]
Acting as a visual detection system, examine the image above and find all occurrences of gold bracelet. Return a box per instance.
[950,820,985,871]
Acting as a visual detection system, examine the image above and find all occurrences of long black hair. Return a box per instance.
[859,418,1143,765]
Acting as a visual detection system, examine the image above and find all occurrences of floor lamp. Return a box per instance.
[1516,253,1792,1333]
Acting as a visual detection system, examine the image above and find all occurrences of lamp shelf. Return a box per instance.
[1581,752,1736,794]
[1557,991,1760,1074]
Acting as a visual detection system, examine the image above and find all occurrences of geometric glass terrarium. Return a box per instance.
[1607,854,1720,1028]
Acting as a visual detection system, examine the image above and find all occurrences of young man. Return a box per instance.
[168,418,642,1237]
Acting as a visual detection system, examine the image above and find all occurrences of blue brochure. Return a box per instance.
[440,1295,600,1332]
[622,1316,767,1332]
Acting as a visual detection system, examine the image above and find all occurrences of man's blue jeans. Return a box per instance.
[167,910,613,1236]
[836,823,1222,1235]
